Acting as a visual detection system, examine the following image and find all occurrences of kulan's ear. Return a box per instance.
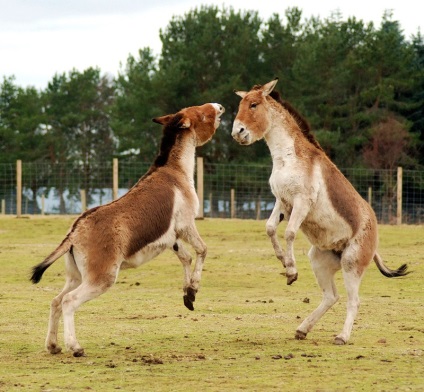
[177,117,191,129]
[152,114,174,125]
[262,77,279,97]
[234,90,247,98]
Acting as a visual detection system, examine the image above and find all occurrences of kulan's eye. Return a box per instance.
[250,103,258,109]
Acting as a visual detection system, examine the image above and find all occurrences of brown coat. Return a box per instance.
[232,79,407,345]
[31,103,224,357]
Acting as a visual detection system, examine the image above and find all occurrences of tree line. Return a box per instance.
[1,5,423,174]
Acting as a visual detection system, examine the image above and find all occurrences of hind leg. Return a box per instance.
[334,242,373,345]
[334,269,362,345]
[296,247,341,340]
[46,252,81,354]
[62,272,117,357]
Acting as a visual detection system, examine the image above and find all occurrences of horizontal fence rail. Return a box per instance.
[1,160,424,224]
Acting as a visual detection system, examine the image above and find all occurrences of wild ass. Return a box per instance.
[232,78,408,344]
[31,102,225,357]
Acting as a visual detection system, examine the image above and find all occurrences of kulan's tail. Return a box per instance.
[373,253,410,278]
[30,236,72,284]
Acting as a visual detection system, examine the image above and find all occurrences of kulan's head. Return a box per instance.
[232,78,279,145]
[153,103,225,146]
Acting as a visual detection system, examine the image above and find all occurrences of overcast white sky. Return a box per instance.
[1,0,422,90]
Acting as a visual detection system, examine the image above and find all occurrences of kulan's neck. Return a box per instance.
[264,120,296,168]
[166,136,197,179]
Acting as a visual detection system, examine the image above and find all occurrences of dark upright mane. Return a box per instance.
[140,113,185,181]
[269,90,324,152]
[251,84,323,152]
[154,113,184,168]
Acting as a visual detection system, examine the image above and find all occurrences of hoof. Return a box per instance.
[295,330,307,340]
[73,348,85,357]
[186,287,197,303]
[47,344,62,355]
[183,295,194,311]
[334,336,346,345]
[287,273,298,285]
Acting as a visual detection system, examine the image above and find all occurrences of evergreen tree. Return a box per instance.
[0,76,44,163]
[43,68,115,211]
[158,6,264,162]
[112,48,161,163]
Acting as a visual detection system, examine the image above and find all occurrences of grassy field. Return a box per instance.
[0,216,423,391]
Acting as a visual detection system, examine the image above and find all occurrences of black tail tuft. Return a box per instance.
[393,263,410,277]
[30,263,49,284]
[29,237,71,284]
[382,263,410,278]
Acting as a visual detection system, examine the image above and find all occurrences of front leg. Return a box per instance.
[266,200,286,267]
[284,197,310,285]
[179,224,207,311]
[173,240,196,310]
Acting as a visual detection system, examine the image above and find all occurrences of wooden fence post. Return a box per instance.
[1,199,5,215]
[113,158,119,200]
[397,166,403,225]
[230,189,235,219]
[16,160,22,217]
[196,157,204,219]
[209,192,213,218]
[80,190,87,212]
[368,187,372,206]
[256,195,261,220]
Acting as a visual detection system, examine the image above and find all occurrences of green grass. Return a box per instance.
[0,216,423,391]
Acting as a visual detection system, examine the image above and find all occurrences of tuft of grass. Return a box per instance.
[0,216,423,391]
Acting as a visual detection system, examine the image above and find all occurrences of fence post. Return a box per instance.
[196,157,204,219]
[113,158,119,200]
[80,190,87,212]
[230,189,235,219]
[397,166,403,225]
[209,192,213,218]
[256,195,261,220]
[41,194,45,215]
[16,160,22,217]
[368,187,372,206]
[1,199,5,215]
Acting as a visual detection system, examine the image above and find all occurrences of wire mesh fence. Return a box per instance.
[203,162,274,219]
[1,160,424,224]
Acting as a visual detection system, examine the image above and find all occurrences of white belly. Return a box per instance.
[121,225,177,269]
